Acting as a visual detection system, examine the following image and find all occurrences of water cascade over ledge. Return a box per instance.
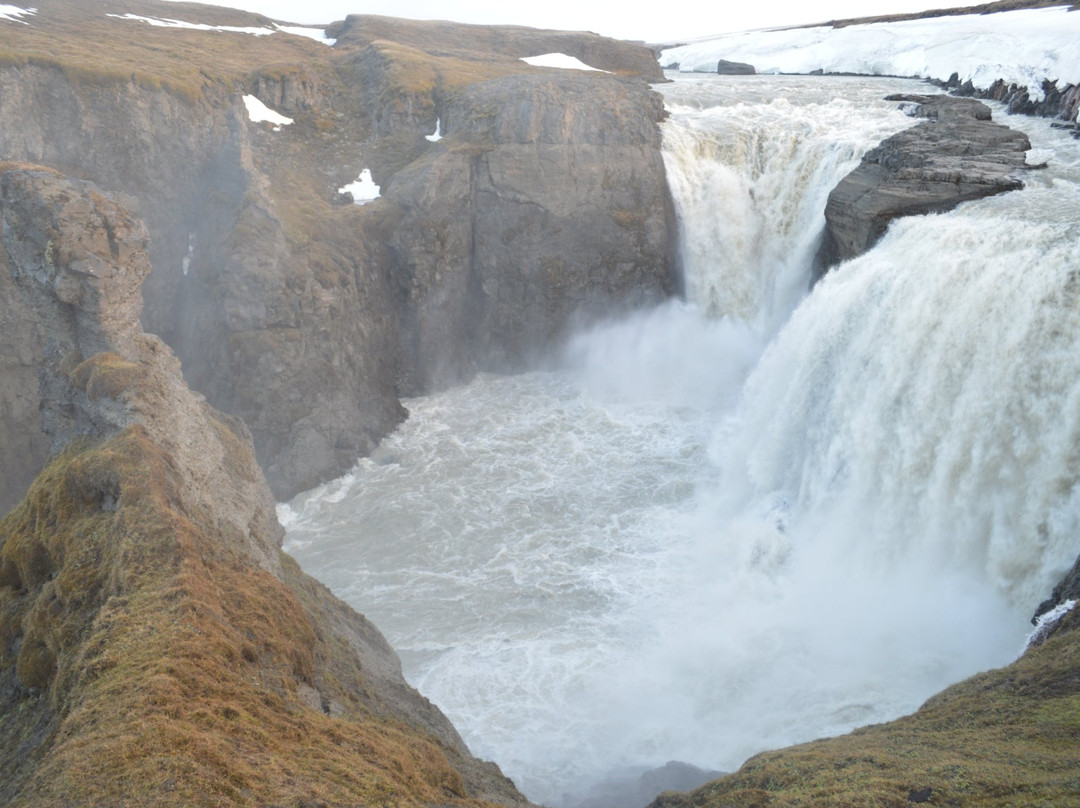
[280,75,1080,807]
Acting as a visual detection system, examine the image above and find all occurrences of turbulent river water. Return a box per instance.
[281,74,1080,807]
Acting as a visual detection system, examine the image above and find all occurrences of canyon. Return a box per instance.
[1,1,1079,807]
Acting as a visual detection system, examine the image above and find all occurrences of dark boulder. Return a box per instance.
[815,95,1032,276]
[717,59,756,75]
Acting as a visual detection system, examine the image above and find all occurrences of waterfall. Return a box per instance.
[659,75,917,334]
[280,76,1080,808]
[719,120,1080,610]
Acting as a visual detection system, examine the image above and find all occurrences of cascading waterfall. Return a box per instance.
[280,75,1080,808]
[659,75,920,333]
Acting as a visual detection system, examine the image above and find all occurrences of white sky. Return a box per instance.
[168,0,957,43]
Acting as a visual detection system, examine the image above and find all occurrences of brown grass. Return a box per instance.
[0,419,507,807]
[0,0,337,103]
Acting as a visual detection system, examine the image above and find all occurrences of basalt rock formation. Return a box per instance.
[0,0,676,506]
[814,95,1033,276]
[951,74,1080,135]
[0,164,530,807]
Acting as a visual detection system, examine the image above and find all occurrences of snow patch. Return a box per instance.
[0,5,34,23]
[660,7,1080,102]
[275,24,336,46]
[425,118,443,142]
[242,95,294,130]
[521,53,609,73]
[339,169,381,204]
[107,13,274,36]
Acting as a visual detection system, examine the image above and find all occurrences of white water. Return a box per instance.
[659,74,920,334]
[282,76,1080,807]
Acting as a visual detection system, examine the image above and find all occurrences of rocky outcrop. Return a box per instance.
[716,60,755,75]
[0,2,676,506]
[949,74,1080,134]
[385,71,675,388]
[0,165,530,807]
[815,95,1032,275]
[328,14,666,80]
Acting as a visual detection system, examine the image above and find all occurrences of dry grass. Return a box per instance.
[0,375,506,806]
[0,0,336,103]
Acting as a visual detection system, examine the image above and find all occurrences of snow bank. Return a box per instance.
[660,6,1080,101]
[0,5,34,24]
[339,169,381,204]
[242,95,294,129]
[107,12,274,36]
[108,13,335,45]
[521,53,609,73]
[275,24,336,46]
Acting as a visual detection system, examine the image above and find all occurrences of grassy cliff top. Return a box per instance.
[0,352,523,807]
[0,0,659,104]
[0,0,338,101]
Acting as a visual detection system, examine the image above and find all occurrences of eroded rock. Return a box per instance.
[0,164,531,808]
[815,95,1032,275]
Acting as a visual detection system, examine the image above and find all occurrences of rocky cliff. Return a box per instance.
[815,95,1032,275]
[0,0,675,505]
[0,164,530,807]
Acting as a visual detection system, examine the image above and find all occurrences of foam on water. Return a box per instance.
[283,78,1080,806]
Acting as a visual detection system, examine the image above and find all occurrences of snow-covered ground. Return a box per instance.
[339,168,381,204]
[0,4,34,23]
[242,94,294,129]
[274,24,335,45]
[660,6,1080,101]
[107,12,275,36]
[107,13,334,45]
[521,53,609,72]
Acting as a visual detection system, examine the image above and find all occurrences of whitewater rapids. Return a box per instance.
[280,75,1080,807]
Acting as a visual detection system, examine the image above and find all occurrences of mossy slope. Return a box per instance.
[654,612,1080,808]
[0,367,520,807]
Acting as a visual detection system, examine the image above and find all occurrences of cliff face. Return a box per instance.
[0,164,529,807]
[386,71,674,388]
[0,0,676,505]
[815,95,1032,275]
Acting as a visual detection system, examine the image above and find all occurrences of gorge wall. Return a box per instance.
[0,162,532,807]
[0,0,675,507]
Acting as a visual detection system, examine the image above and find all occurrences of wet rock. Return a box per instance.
[573,761,725,808]
[717,60,756,75]
[815,95,1031,275]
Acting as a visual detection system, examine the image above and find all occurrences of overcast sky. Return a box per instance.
[173,0,955,43]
